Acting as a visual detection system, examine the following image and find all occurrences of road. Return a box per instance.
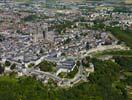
[5,44,130,87]
[31,70,62,82]
[81,44,129,58]
[59,44,129,86]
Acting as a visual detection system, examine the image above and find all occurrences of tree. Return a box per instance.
[36,60,56,72]
[0,63,4,74]
[86,42,90,50]
[5,61,11,67]
[82,56,90,67]
[10,63,16,70]
[76,60,81,67]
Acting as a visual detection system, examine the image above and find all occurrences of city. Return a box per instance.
[0,0,132,100]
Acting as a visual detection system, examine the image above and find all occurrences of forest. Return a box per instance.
[0,58,130,100]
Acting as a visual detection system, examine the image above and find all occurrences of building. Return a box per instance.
[45,31,56,42]
[56,59,76,75]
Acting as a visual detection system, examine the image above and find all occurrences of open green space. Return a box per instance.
[93,50,132,57]
[114,56,132,71]
[21,14,49,22]
[58,66,78,79]
[14,0,32,3]
[36,60,56,72]
[124,72,132,77]
[106,27,132,48]
[90,22,132,49]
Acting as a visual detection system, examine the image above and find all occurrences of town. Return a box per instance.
[0,0,131,87]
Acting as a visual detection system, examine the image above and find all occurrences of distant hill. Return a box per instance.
[46,0,82,3]
[13,0,131,4]
[14,0,82,3]
[125,0,132,4]
[86,0,124,1]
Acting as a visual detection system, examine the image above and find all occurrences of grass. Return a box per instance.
[91,24,132,49]
[0,76,18,84]
[93,50,132,57]
[124,72,132,77]
[58,66,79,79]
[106,27,132,48]
[58,72,67,78]
[36,60,56,72]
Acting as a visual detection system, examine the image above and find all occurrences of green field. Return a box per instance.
[106,27,132,48]
[93,50,132,57]
[91,23,132,49]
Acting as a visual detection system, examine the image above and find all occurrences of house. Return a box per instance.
[56,59,76,75]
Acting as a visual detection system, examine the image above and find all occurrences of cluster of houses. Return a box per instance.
[0,1,131,84]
